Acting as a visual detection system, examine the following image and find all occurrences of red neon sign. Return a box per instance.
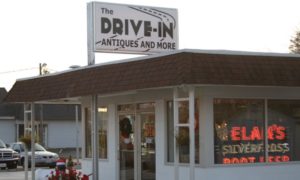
[230,124,285,141]
[218,124,290,164]
[223,155,290,164]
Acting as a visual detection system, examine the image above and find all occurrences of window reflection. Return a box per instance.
[214,98,300,164]
[98,106,108,159]
[268,100,300,162]
[166,100,199,164]
[214,99,265,164]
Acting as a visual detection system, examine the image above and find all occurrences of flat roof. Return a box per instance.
[5,49,300,102]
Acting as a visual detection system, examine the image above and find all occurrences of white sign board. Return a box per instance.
[87,2,178,55]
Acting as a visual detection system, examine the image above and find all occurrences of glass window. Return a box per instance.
[214,99,265,164]
[98,106,108,159]
[118,104,135,112]
[177,127,190,163]
[166,100,199,164]
[179,101,189,124]
[137,102,155,112]
[85,106,109,159]
[214,98,300,164]
[268,100,300,162]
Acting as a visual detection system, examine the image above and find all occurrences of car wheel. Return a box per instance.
[21,158,31,168]
[7,162,17,169]
[20,158,24,168]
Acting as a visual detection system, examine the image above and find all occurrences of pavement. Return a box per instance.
[0,148,82,180]
[0,168,57,180]
[0,160,82,180]
[0,167,32,180]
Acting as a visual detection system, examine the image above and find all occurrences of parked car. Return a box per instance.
[9,142,59,168]
[0,139,19,169]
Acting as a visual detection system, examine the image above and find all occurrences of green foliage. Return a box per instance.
[175,128,190,146]
[289,30,300,54]
[67,155,74,167]
[120,118,132,138]
[19,135,31,149]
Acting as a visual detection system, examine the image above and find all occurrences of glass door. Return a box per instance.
[118,103,156,180]
[119,115,135,180]
[139,113,155,180]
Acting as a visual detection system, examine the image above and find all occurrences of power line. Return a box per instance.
[0,67,38,74]
[0,65,58,75]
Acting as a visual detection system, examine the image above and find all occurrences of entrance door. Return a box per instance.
[119,114,135,180]
[139,113,155,180]
[118,104,156,180]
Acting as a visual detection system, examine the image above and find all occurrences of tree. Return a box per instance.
[289,29,300,54]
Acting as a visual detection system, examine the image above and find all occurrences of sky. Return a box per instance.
[0,0,299,91]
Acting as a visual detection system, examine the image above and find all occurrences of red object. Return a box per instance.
[230,124,286,141]
[82,175,89,180]
[56,157,66,163]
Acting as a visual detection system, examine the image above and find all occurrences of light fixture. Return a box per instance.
[98,107,108,112]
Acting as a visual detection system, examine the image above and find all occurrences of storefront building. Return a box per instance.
[5,49,300,180]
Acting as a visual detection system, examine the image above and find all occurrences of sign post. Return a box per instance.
[86,2,178,179]
[87,2,96,65]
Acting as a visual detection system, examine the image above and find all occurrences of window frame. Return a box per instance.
[213,98,300,165]
[98,106,109,159]
[165,98,200,164]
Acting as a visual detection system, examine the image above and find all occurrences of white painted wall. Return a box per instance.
[156,163,300,180]
[0,118,15,143]
[81,86,300,180]
[195,165,300,180]
[47,120,82,148]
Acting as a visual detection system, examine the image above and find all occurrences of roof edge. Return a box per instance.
[14,48,300,83]
[183,49,300,58]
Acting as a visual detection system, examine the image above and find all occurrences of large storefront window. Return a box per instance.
[268,100,300,162]
[214,99,265,164]
[214,98,300,164]
[98,106,108,159]
[167,100,199,163]
[84,106,108,159]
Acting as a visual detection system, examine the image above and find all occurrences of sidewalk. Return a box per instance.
[0,170,31,180]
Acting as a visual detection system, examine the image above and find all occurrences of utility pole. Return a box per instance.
[38,63,47,146]
[39,63,49,75]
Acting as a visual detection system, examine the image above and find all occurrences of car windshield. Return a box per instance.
[20,143,46,151]
[0,139,6,148]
